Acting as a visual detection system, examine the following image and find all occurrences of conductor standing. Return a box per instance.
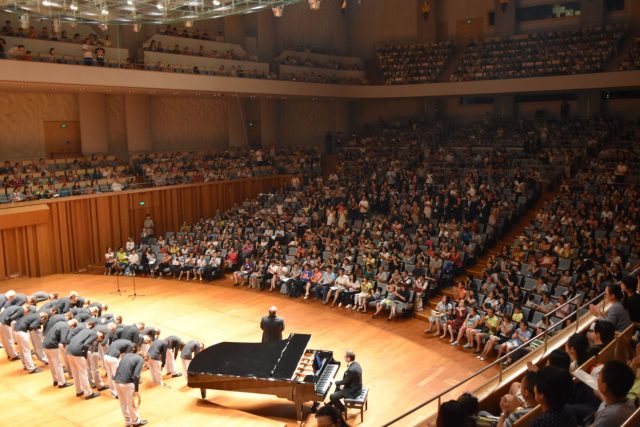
[260,306,285,343]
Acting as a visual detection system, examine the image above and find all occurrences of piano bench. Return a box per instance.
[344,387,369,422]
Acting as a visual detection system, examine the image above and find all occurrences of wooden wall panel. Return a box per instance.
[0,176,290,277]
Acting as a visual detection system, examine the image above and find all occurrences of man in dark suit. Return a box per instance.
[329,350,362,413]
[260,306,284,343]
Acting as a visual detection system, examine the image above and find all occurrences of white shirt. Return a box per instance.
[128,253,140,265]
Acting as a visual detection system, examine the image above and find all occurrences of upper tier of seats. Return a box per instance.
[2,21,635,85]
[451,25,627,82]
[376,41,455,85]
[276,48,368,85]
[619,36,640,71]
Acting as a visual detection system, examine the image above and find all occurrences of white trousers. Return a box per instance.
[148,358,163,385]
[61,347,72,375]
[114,382,141,426]
[15,330,35,371]
[140,342,150,358]
[165,349,177,375]
[29,329,48,364]
[68,354,92,396]
[181,358,190,376]
[87,351,104,388]
[0,323,18,359]
[103,354,120,397]
[44,347,66,385]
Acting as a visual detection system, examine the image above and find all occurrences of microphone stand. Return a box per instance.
[128,273,146,300]
[109,274,126,295]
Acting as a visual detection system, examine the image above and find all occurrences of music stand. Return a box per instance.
[109,274,126,295]
[128,274,146,300]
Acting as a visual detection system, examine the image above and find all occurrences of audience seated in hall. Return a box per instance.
[0,147,321,204]
[460,306,638,427]
[376,41,454,85]
[411,115,639,366]
[276,48,367,85]
[116,117,640,341]
[618,37,640,71]
[0,155,135,202]
[451,25,626,82]
[132,147,321,187]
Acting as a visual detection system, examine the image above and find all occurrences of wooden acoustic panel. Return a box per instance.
[0,176,290,277]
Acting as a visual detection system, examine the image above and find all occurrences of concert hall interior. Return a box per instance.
[0,1,639,427]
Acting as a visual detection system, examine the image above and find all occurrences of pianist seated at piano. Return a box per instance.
[260,306,285,343]
[327,350,363,415]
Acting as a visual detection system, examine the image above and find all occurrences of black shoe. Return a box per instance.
[171,373,182,378]
[309,402,320,413]
[76,392,84,397]
[59,383,73,389]
[85,392,100,400]
[53,381,58,386]
[133,420,149,426]
[96,385,109,391]
[9,356,20,361]
[29,368,42,374]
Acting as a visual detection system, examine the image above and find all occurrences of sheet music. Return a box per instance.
[573,368,598,391]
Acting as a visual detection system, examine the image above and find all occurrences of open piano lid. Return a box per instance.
[188,333,311,381]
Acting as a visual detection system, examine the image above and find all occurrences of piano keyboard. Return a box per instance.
[315,362,339,395]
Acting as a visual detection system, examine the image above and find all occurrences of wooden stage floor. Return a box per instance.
[0,274,497,426]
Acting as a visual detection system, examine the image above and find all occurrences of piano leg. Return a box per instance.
[200,388,207,399]
[293,388,303,422]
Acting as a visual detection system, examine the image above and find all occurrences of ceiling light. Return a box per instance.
[3,0,303,25]
[308,0,321,10]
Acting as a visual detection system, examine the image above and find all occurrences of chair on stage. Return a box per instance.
[344,387,369,422]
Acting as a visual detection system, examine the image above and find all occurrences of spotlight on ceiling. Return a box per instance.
[272,5,283,17]
[308,0,321,11]
[156,2,163,10]
[213,0,221,5]
[127,0,133,4]
[185,20,193,27]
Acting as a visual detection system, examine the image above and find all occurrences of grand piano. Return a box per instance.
[187,333,340,421]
